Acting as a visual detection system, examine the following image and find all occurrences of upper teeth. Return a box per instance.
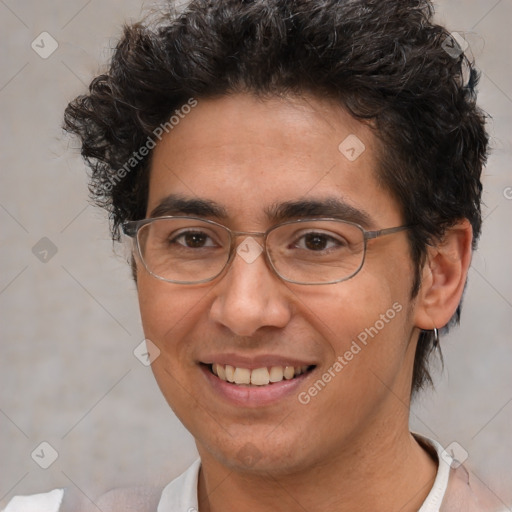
[212,364,310,386]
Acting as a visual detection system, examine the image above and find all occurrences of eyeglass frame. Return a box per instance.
[122,216,411,286]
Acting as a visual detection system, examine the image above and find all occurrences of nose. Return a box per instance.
[209,237,292,336]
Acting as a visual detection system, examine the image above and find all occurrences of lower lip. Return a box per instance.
[200,364,313,407]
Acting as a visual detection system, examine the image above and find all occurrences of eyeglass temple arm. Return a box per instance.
[122,221,139,238]
[365,225,411,240]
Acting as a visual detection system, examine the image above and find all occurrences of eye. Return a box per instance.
[171,230,218,248]
[294,231,347,251]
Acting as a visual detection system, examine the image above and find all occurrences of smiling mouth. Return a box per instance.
[204,363,316,386]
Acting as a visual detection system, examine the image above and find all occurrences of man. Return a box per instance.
[4,0,505,510]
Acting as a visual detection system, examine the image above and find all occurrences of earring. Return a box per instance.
[432,327,439,349]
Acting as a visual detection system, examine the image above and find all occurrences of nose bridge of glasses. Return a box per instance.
[230,229,266,238]
[228,229,267,257]
[229,230,268,270]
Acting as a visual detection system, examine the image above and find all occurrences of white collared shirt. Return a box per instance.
[0,437,486,512]
[155,437,451,512]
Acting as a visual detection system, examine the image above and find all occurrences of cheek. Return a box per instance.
[137,277,171,340]
[298,262,413,394]
[137,275,208,414]
[307,276,406,343]
[136,273,205,357]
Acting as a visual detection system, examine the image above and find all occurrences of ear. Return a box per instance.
[413,219,473,330]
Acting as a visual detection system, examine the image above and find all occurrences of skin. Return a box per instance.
[136,93,472,512]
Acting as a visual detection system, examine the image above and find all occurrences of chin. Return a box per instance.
[197,425,318,476]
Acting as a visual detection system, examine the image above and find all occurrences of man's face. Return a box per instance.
[137,93,419,474]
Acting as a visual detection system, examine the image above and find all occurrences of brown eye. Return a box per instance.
[294,232,345,251]
[304,233,329,251]
[172,231,216,248]
[183,232,208,247]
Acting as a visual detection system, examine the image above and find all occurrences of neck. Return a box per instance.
[197,427,437,512]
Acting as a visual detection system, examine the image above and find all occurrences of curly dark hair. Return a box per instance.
[63,0,488,395]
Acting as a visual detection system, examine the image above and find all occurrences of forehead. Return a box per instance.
[148,93,399,228]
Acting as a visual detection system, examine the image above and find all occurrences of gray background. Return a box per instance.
[0,0,511,508]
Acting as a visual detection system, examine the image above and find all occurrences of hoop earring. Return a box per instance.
[433,327,439,349]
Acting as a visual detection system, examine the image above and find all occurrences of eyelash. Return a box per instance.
[169,229,347,251]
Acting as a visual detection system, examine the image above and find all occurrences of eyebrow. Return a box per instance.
[149,194,374,228]
[150,194,229,219]
[265,197,374,228]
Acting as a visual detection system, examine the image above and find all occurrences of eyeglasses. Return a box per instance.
[122,216,410,285]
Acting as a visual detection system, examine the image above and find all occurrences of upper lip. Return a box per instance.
[199,353,317,369]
